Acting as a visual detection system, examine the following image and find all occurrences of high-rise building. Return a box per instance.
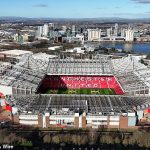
[72,25,76,32]
[121,28,126,37]
[114,29,118,36]
[62,26,67,32]
[87,29,101,41]
[37,26,43,37]
[72,25,76,36]
[107,28,111,38]
[76,34,84,45]
[115,23,118,30]
[43,24,49,37]
[14,33,23,43]
[125,30,134,42]
[80,28,83,34]
[128,23,133,30]
[114,23,119,36]
[66,29,72,37]
[49,23,54,29]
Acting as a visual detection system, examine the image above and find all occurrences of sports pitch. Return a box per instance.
[46,88,116,95]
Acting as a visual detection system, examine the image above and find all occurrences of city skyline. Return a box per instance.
[0,0,150,18]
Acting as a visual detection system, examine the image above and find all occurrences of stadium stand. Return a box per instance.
[47,55,113,75]
[0,54,49,95]
[9,94,150,115]
[112,55,147,73]
[39,75,124,95]
[112,55,150,96]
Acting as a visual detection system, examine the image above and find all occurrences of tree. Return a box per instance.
[52,135,61,144]
[61,134,71,144]
[122,138,129,146]
[71,135,78,145]
[146,53,150,60]
[79,135,89,145]
[89,129,98,145]
[0,129,8,144]
[43,134,51,144]
[100,135,114,145]
[140,59,148,66]
[115,137,121,144]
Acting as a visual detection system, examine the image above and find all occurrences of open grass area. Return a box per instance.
[46,88,116,95]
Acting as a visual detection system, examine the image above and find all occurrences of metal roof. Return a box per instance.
[10,94,150,115]
[47,54,113,75]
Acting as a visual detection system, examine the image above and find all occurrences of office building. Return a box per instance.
[43,24,49,37]
[62,26,67,32]
[88,29,101,41]
[121,28,126,37]
[125,30,134,42]
[72,25,76,36]
[114,23,119,36]
[49,23,54,29]
[115,23,118,30]
[37,26,43,37]
[13,33,23,43]
[107,28,111,38]
[76,34,84,45]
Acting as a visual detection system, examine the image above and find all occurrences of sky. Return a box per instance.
[0,0,150,18]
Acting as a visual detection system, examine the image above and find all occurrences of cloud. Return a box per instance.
[97,6,120,10]
[134,5,142,8]
[32,4,48,7]
[114,6,120,9]
[131,0,150,4]
[96,7,106,10]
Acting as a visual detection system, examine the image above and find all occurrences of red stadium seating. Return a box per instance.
[40,75,124,95]
[5,104,12,112]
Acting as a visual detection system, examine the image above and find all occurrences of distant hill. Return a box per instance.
[0,16,150,23]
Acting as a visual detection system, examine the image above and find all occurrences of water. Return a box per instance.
[99,42,150,54]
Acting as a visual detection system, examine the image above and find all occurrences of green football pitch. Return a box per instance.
[46,88,116,95]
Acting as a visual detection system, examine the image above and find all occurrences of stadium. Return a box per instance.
[38,55,124,95]
[0,52,150,129]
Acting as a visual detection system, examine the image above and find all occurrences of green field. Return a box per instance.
[46,88,116,95]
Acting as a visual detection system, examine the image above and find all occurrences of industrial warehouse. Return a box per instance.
[0,51,150,129]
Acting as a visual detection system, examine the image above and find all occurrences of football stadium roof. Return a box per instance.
[112,55,150,95]
[47,54,113,75]
[9,94,150,115]
[0,54,48,94]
